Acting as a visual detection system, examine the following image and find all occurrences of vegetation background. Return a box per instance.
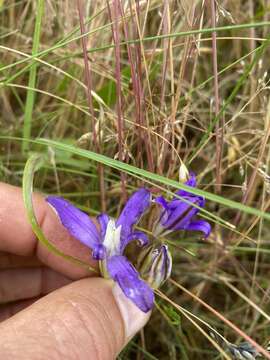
[1,0,270,359]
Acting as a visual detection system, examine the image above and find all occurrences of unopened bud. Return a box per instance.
[179,163,189,183]
[228,342,259,360]
[138,245,172,289]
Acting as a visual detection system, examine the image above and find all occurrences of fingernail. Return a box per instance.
[112,283,151,342]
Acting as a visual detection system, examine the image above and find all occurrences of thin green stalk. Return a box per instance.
[3,135,270,224]
[3,6,108,86]
[188,37,270,163]
[35,138,270,222]
[1,21,270,74]
[22,153,96,272]
[22,0,44,153]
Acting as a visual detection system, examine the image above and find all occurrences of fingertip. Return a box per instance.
[112,283,151,343]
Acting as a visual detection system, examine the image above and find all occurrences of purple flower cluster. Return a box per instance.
[154,174,211,238]
[46,174,211,313]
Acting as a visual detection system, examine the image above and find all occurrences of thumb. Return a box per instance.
[0,278,151,360]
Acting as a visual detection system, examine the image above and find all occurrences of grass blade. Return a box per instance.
[36,138,270,222]
[22,0,44,153]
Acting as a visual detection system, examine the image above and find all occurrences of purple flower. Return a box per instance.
[154,173,211,238]
[46,188,154,313]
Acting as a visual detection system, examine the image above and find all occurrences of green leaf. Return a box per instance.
[162,304,181,326]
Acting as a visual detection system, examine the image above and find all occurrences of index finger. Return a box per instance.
[0,183,97,279]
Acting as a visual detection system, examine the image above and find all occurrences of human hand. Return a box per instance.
[0,183,150,360]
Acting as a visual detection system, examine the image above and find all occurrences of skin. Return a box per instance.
[0,183,126,360]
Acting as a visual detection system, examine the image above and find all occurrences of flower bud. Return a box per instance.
[138,245,172,289]
[179,162,189,183]
[228,342,259,360]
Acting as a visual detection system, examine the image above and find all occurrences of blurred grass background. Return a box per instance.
[1,0,270,359]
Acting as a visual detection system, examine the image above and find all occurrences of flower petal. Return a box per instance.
[46,196,105,260]
[184,219,211,238]
[97,213,110,240]
[155,196,168,210]
[107,255,154,313]
[185,172,197,187]
[176,173,197,197]
[102,219,122,257]
[120,231,149,253]
[116,188,151,240]
[160,197,200,231]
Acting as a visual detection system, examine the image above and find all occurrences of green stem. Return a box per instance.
[23,153,96,272]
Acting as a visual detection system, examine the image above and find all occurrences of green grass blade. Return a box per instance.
[1,21,270,74]
[36,138,270,222]
[22,0,44,153]
[2,5,108,86]
[22,152,96,272]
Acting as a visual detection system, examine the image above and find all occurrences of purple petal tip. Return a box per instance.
[46,196,103,257]
[107,255,154,313]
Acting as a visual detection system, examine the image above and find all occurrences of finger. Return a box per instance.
[0,183,97,279]
[0,252,41,269]
[0,278,151,360]
[0,267,71,303]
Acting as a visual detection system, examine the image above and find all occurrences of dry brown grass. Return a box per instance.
[1,1,270,358]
